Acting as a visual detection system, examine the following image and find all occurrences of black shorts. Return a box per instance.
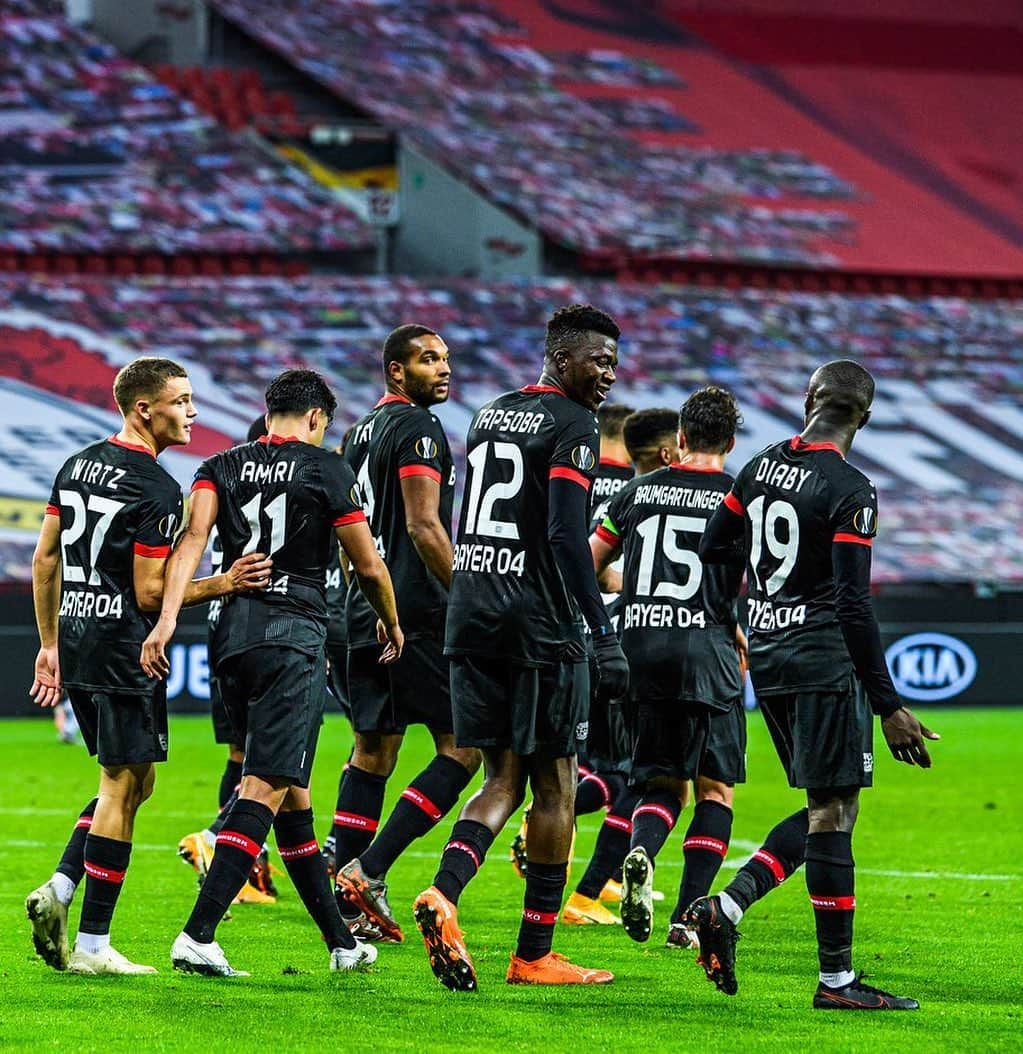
[209,673,241,746]
[577,691,631,775]
[348,636,451,735]
[325,640,352,722]
[699,700,747,785]
[217,646,327,788]
[627,697,709,786]
[759,677,874,790]
[68,683,168,767]
[451,655,589,757]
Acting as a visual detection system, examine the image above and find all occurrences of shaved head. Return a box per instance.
[806,360,874,423]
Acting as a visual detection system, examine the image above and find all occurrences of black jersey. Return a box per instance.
[47,435,182,694]
[207,527,224,635]
[342,394,455,647]
[194,435,366,663]
[590,458,634,614]
[325,541,346,648]
[445,385,601,666]
[725,435,879,694]
[598,464,742,708]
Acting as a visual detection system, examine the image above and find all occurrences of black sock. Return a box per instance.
[806,831,856,975]
[218,760,243,811]
[673,800,733,923]
[516,861,566,962]
[575,790,637,899]
[79,834,131,938]
[275,808,355,951]
[184,798,274,944]
[574,767,611,816]
[55,797,97,887]
[433,819,495,906]
[630,791,683,863]
[724,808,808,913]
[332,766,387,867]
[361,755,472,880]
[209,789,238,837]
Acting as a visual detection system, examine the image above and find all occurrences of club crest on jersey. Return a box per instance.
[853,507,877,536]
[571,445,596,471]
[415,436,438,459]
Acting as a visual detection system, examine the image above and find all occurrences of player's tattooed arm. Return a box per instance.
[30,512,62,708]
[336,518,404,664]
[401,473,453,590]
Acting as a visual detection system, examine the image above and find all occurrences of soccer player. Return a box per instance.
[413,303,629,990]
[510,401,636,911]
[563,407,681,926]
[591,392,747,948]
[140,369,404,977]
[331,325,481,943]
[178,415,279,906]
[687,359,939,1010]
[25,357,270,974]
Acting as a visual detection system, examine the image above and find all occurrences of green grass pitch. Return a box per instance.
[2,707,1020,1052]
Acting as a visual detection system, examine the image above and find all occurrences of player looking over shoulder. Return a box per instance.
[589,391,747,948]
[25,358,269,974]
[686,359,939,1010]
[330,325,481,943]
[413,303,628,991]
[141,369,403,978]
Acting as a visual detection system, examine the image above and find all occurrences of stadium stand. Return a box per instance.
[0,11,374,257]
[0,274,1020,585]
[207,0,1023,276]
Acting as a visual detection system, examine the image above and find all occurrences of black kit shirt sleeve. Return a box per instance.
[547,404,610,635]
[322,454,368,529]
[593,482,631,550]
[830,483,901,718]
[134,473,183,560]
[395,410,447,486]
[699,465,747,566]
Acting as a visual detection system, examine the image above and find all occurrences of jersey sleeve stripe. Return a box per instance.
[134,542,171,559]
[333,510,367,528]
[594,523,619,547]
[723,491,744,515]
[191,479,217,494]
[550,466,591,491]
[45,504,60,517]
[834,532,872,547]
[398,464,442,483]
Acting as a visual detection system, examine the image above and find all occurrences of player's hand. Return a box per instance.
[881,706,940,768]
[226,552,273,593]
[734,625,749,680]
[593,630,629,703]
[376,619,405,665]
[140,617,176,680]
[30,645,62,708]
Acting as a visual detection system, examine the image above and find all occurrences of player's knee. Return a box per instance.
[695,777,733,808]
[351,736,400,777]
[441,745,482,776]
[807,786,859,833]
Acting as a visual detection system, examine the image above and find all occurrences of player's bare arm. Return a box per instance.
[140,487,271,678]
[336,518,404,663]
[590,530,622,593]
[401,473,453,591]
[29,513,62,708]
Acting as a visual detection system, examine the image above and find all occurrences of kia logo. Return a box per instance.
[885,633,977,702]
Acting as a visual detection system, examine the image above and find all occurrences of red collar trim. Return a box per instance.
[375,393,415,408]
[258,434,301,445]
[108,435,155,458]
[791,435,844,457]
[520,384,565,396]
[669,462,722,474]
[599,457,631,469]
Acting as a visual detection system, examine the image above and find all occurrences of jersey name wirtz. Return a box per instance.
[754,458,812,492]
[633,483,724,511]
[70,459,126,490]
[240,459,297,484]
